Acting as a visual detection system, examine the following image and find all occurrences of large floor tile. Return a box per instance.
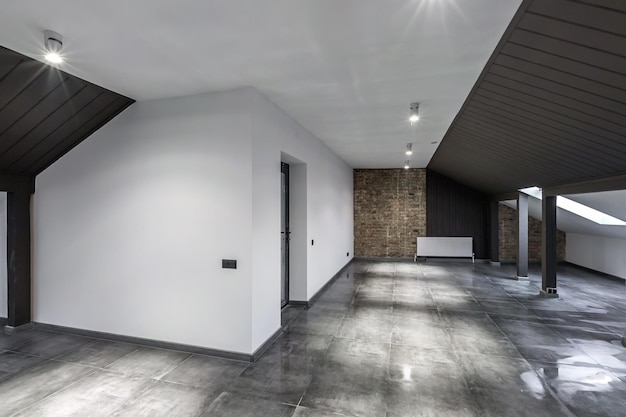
[0,360,95,417]
[112,380,218,417]
[301,371,387,417]
[535,363,626,417]
[391,317,451,349]
[200,392,295,417]
[162,354,248,390]
[459,353,540,392]
[386,379,480,417]
[287,313,343,336]
[471,387,571,417]
[57,339,139,368]
[0,351,48,381]
[11,370,152,417]
[229,359,313,404]
[336,316,392,343]
[13,332,92,359]
[0,330,55,351]
[293,407,348,416]
[106,346,191,379]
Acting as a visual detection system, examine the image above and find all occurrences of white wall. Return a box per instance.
[34,87,353,354]
[0,193,6,319]
[566,233,626,280]
[250,91,353,349]
[34,89,255,353]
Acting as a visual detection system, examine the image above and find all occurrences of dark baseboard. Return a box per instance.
[251,327,284,362]
[287,300,309,307]
[33,322,253,362]
[564,262,626,284]
[355,257,414,262]
[307,258,354,306]
[0,317,7,326]
[4,322,34,334]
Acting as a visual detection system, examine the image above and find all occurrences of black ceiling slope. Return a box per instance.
[0,46,134,177]
[428,0,626,195]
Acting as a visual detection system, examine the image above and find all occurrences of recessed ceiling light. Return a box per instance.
[404,160,410,169]
[409,102,420,125]
[44,30,64,64]
[405,143,413,155]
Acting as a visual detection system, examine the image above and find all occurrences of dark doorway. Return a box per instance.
[281,162,290,308]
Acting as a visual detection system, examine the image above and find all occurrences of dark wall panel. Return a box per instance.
[426,170,490,259]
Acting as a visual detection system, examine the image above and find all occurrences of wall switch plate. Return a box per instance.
[222,259,237,269]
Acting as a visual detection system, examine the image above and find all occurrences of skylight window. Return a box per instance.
[519,187,626,226]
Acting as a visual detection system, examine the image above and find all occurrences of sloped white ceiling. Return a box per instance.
[0,0,522,169]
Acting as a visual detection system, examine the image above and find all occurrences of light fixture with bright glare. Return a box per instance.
[405,143,413,155]
[44,30,64,64]
[45,52,63,63]
[519,187,626,226]
[404,160,410,169]
[409,102,420,125]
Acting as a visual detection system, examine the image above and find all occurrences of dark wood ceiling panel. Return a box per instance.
[517,14,625,57]
[0,77,82,156]
[457,116,607,174]
[460,109,621,172]
[475,86,626,137]
[494,56,626,103]
[509,31,626,75]
[528,0,626,36]
[483,72,625,118]
[578,0,626,13]
[501,43,626,89]
[0,84,101,167]
[429,0,626,195]
[9,93,121,173]
[0,46,134,178]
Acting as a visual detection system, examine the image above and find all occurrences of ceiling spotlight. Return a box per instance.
[44,30,64,64]
[409,102,420,124]
[404,160,410,170]
[405,143,413,156]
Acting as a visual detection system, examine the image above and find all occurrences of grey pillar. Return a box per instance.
[541,195,558,297]
[490,200,500,265]
[6,191,32,332]
[516,193,528,280]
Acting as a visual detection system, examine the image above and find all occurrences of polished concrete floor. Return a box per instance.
[1,260,626,416]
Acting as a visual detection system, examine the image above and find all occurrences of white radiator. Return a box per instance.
[415,237,474,262]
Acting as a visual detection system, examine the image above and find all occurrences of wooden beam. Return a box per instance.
[0,175,35,193]
[543,173,626,196]
[6,191,32,328]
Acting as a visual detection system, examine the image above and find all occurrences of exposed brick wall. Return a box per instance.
[354,169,426,257]
[499,203,566,262]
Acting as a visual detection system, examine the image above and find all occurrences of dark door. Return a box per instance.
[281,162,289,308]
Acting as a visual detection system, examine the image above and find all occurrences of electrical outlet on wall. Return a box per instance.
[222,259,237,269]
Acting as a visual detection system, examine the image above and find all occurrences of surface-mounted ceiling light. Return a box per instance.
[404,160,410,170]
[409,102,420,124]
[44,30,64,64]
[405,143,413,156]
